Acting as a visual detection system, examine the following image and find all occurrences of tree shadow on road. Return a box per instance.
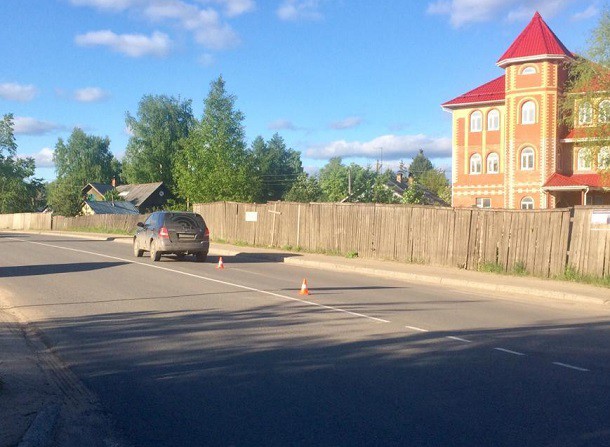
[0,262,129,278]
[27,306,610,447]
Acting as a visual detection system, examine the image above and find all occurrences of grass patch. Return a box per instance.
[478,262,505,274]
[62,227,132,236]
[554,266,610,288]
[512,261,528,276]
[345,250,358,259]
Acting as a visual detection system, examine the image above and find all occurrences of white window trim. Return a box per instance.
[598,147,610,169]
[470,111,483,132]
[521,147,535,170]
[476,198,491,208]
[487,153,499,174]
[578,149,592,171]
[578,102,593,126]
[470,154,482,174]
[521,66,537,75]
[522,101,536,125]
[599,101,610,124]
[487,110,500,131]
[521,197,534,210]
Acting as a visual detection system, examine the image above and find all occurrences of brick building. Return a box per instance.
[442,12,610,209]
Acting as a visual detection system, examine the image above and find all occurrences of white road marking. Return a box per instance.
[552,362,589,372]
[494,347,526,356]
[10,238,390,324]
[446,336,472,343]
[405,325,429,332]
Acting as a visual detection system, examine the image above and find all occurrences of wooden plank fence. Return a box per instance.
[1,204,608,278]
[194,202,608,278]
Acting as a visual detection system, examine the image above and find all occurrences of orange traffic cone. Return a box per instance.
[299,278,310,295]
[216,257,225,269]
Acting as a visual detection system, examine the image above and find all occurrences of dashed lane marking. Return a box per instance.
[405,325,429,332]
[9,237,390,324]
[552,362,589,372]
[446,336,472,343]
[494,347,526,356]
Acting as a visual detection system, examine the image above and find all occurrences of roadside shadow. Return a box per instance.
[209,252,303,264]
[0,262,129,278]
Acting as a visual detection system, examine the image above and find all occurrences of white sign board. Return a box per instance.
[591,209,610,230]
[245,211,258,222]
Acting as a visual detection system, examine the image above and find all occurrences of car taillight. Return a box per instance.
[204,227,210,237]
[158,226,169,239]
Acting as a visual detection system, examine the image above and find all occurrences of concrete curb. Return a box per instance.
[18,402,61,447]
[284,257,609,306]
[5,229,608,307]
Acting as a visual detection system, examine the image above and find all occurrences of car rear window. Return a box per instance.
[163,213,206,231]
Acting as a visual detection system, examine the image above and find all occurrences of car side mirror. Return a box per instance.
[137,222,145,228]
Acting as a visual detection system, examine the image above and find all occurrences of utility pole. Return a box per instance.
[348,167,352,195]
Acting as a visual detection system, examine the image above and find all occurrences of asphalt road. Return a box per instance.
[1,232,609,446]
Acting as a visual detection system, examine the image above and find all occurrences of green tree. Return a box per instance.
[0,114,41,213]
[318,157,349,201]
[252,133,303,201]
[561,8,610,180]
[175,76,260,203]
[284,173,323,202]
[49,127,119,216]
[123,95,194,190]
[46,178,82,216]
[318,158,393,203]
[408,149,434,179]
[54,128,117,185]
[418,168,451,204]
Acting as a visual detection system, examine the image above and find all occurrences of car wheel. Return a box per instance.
[133,239,144,257]
[195,252,207,263]
[150,242,161,262]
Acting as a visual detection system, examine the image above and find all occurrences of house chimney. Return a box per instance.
[111,177,116,187]
[396,172,403,184]
[407,173,414,187]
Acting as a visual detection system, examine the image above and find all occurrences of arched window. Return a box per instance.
[598,147,610,169]
[487,110,500,131]
[521,101,536,124]
[521,147,535,170]
[521,66,537,75]
[470,111,483,132]
[470,153,482,174]
[599,100,610,123]
[579,102,593,125]
[578,149,592,170]
[487,153,499,173]
[521,197,534,210]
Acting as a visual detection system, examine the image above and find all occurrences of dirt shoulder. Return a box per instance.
[0,289,131,447]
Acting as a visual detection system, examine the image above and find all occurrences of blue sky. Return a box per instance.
[0,0,602,181]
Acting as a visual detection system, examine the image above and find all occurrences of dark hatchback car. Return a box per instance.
[133,211,210,262]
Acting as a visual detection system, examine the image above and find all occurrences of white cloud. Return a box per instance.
[305,134,452,160]
[209,0,255,17]
[0,83,37,102]
[573,4,598,21]
[427,0,574,27]
[197,53,215,66]
[277,0,323,21]
[268,119,298,130]
[74,87,110,102]
[14,117,65,135]
[144,1,239,50]
[75,30,172,57]
[70,0,135,11]
[32,147,55,168]
[330,116,363,130]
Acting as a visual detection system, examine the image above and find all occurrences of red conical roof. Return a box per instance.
[497,12,573,67]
